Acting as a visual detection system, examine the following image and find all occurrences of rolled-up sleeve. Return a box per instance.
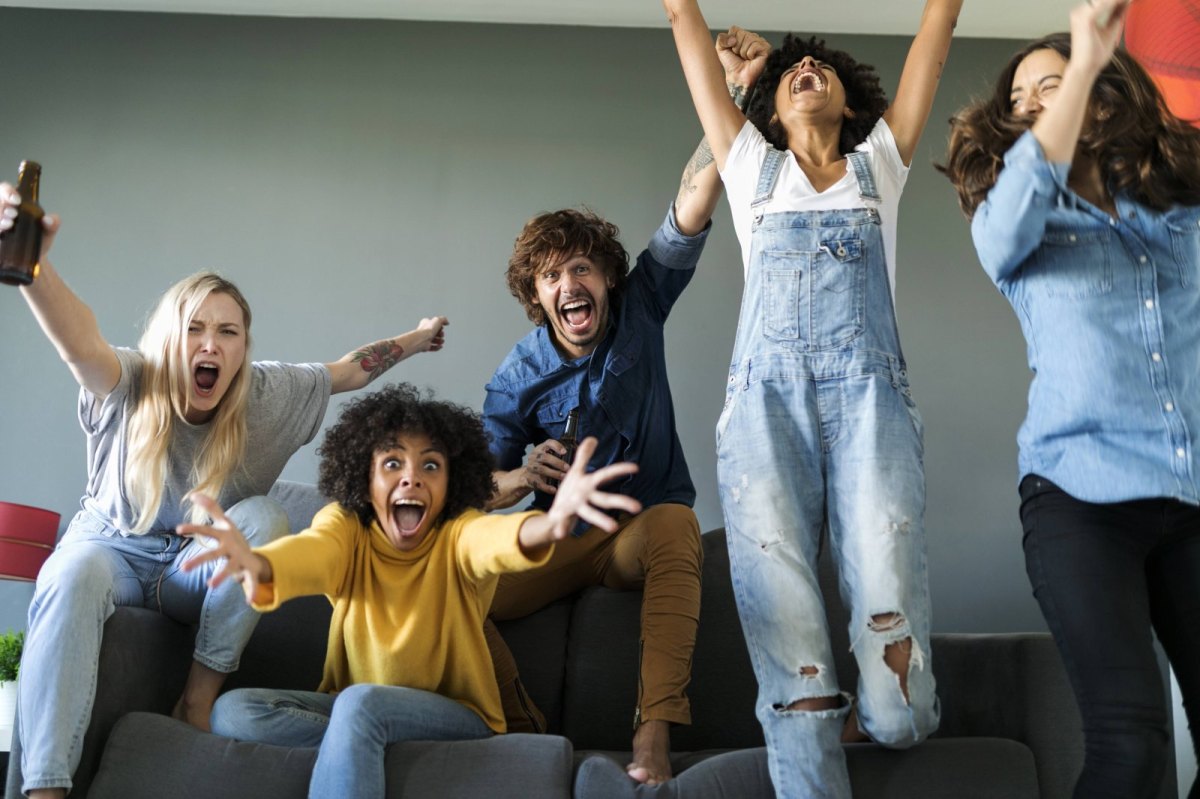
[971,131,1070,286]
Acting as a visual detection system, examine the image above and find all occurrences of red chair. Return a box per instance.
[0,501,60,582]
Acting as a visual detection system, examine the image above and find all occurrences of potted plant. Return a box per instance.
[0,629,22,752]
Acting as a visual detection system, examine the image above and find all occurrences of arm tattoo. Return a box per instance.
[728,83,751,112]
[352,340,404,381]
[677,139,716,204]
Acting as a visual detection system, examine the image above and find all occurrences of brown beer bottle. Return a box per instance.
[559,407,580,467]
[0,161,45,286]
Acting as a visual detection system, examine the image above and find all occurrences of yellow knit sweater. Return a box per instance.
[252,502,545,733]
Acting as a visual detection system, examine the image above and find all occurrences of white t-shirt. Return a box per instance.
[720,117,909,301]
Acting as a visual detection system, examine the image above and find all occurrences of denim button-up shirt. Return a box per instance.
[483,207,709,513]
[973,131,1200,505]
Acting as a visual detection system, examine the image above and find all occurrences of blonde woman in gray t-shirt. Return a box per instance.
[1,188,448,799]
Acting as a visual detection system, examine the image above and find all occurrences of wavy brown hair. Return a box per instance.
[941,33,1200,218]
[317,384,497,527]
[746,34,890,156]
[506,208,630,326]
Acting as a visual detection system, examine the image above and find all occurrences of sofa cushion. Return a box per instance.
[89,712,574,799]
[573,738,1038,799]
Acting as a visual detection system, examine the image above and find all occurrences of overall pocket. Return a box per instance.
[761,238,865,349]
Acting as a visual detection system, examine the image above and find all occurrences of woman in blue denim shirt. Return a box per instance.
[942,1,1200,796]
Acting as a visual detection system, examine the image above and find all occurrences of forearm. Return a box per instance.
[1031,62,1098,164]
[20,259,120,396]
[516,513,554,557]
[327,328,425,394]
[664,0,745,167]
[674,76,756,235]
[885,0,962,164]
[486,468,531,511]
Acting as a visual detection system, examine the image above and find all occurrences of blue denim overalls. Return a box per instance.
[716,147,940,798]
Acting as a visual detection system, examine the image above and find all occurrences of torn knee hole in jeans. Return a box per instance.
[773,692,844,714]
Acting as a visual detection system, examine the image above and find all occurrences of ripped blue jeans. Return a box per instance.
[717,358,939,799]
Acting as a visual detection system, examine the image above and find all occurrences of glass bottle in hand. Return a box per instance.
[0,161,45,286]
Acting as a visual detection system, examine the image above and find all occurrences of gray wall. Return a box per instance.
[0,9,1038,636]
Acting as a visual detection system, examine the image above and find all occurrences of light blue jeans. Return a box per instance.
[211,684,494,798]
[18,497,288,794]
[717,148,939,798]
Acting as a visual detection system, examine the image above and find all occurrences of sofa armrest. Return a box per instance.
[932,632,1081,798]
[5,607,193,799]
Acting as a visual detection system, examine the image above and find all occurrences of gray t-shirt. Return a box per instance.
[79,347,333,534]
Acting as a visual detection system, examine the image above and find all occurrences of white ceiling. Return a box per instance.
[0,0,1071,39]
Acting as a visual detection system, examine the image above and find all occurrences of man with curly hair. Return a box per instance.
[179,384,639,799]
[480,30,770,787]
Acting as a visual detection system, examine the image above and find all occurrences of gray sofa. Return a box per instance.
[6,481,1100,798]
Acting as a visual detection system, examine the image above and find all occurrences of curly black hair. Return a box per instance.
[746,34,890,156]
[317,384,497,527]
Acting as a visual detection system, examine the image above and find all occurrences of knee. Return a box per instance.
[1090,719,1171,786]
[329,683,384,727]
[225,496,289,545]
[211,688,268,740]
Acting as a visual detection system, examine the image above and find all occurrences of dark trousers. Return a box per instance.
[1020,475,1200,799]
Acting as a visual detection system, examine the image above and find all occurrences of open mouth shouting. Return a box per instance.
[792,68,827,95]
[390,497,429,545]
[193,361,221,398]
[559,295,596,338]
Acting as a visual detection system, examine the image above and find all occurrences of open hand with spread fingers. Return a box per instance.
[517,437,642,550]
[178,492,273,603]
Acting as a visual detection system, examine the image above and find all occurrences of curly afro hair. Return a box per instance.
[746,34,889,156]
[317,384,497,527]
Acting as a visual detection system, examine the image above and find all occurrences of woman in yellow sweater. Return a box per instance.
[180,383,639,798]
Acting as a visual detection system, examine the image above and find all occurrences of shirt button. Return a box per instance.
[1068,234,1077,242]
[1139,255,1148,264]
[1178,448,1188,458]
[1152,352,1162,362]
[1166,402,1175,412]
[1145,299,1155,309]
[1128,211,1137,219]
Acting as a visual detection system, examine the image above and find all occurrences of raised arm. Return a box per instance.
[882,0,963,166]
[664,0,758,170]
[3,188,122,397]
[1026,0,1128,163]
[324,315,447,395]
[673,25,770,234]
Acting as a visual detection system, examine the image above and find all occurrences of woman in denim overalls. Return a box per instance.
[663,1,959,795]
[943,1,1200,795]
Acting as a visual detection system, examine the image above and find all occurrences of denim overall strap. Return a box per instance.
[751,148,787,226]
[846,151,881,203]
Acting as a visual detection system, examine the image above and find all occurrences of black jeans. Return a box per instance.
[1020,475,1200,799]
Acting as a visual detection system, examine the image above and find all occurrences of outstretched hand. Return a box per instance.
[178,493,271,604]
[0,181,61,264]
[525,438,641,547]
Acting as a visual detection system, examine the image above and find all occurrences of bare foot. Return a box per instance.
[172,695,213,732]
[626,719,673,785]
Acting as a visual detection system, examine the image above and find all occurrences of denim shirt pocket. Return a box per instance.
[1164,207,1200,288]
[1026,228,1113,299]
[535,396,576,440]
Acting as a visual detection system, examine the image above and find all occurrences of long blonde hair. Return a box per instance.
[124,272,253,533]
